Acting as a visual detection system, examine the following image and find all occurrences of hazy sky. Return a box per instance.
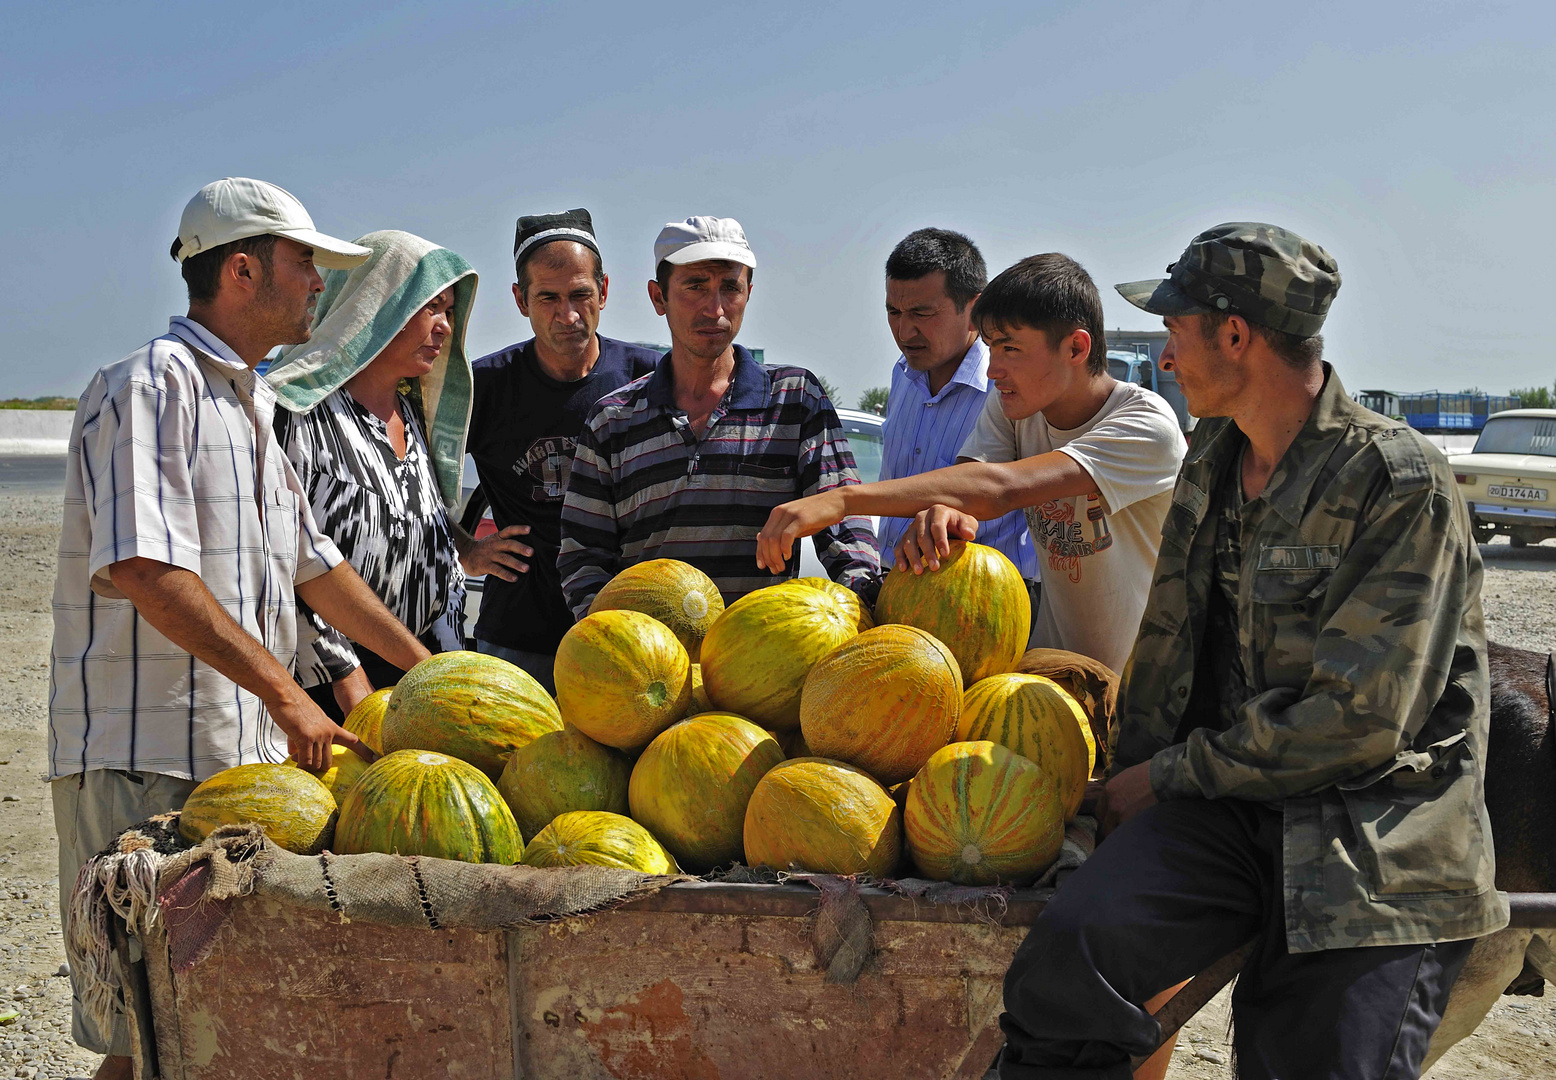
[5,1,1554,406]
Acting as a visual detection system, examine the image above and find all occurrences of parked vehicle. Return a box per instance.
[1105,347,1195,434]
[1400,391,1520,434]
[1449,409,1556,546]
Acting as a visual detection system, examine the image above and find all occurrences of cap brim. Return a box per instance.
[276,228,372,270]
[661,241,756,269]
[1114,277,1214,317]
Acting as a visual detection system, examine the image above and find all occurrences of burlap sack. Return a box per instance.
[1015,647,1120,773]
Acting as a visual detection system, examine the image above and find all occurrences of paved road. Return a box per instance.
[0,454,65,491]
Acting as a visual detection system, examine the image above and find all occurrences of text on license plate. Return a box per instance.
[1487,484,1547,501]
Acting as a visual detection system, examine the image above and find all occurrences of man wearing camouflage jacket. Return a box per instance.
[998,223,1508,1080]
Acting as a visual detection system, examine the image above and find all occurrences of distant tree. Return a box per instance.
[814,374,841,402]
[858,387,889,416]
[1512,383,1555,410]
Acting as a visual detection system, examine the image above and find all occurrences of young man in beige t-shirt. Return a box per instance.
[755,252,1185,676]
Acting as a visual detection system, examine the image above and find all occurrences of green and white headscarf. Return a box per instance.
[268,229,478,508]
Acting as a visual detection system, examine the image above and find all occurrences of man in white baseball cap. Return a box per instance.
[170,176,371,268]
[557,216,879,618]
[50,181,423,1079]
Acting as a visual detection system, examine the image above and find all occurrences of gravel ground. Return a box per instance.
[1,473,1554,1078]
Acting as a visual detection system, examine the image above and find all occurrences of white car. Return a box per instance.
[1449,409,1556,547]
[797,407,885,578]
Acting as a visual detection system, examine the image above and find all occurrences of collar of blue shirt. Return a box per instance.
[896,338,990,401]
[646,344,771,410]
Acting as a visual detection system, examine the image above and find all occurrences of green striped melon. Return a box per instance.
[178,763,336,855]
[521,811,678,874]
[628,713,785,873]
[743,757,901,876]
[905,741,1063,885]
[956,674,1092,820]
[498,726,631,842]
[875,541,1030,684]
[799,624,963,784]
[700,581,858,730]
[382,651,561,780]
[587,559,724,663]
[554,610,692,751]
[334,749,523,864]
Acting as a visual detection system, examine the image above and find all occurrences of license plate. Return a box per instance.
[1487,484,1547,501]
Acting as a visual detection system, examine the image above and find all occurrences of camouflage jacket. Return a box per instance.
[1113,367,1509,952]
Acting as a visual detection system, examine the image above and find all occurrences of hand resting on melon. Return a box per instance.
[753,450,1098,573]
[108,557,427,769]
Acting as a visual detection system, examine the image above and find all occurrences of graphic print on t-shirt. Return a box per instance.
[518,435,577,501]
[1028,493,1114,583]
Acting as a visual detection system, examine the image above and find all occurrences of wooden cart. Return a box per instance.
[124,877,1044,1080]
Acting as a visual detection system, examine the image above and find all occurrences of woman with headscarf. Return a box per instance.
[268,230,495,718]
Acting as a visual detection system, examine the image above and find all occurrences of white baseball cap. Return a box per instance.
[653,216,756,269]
[172,178,371,269]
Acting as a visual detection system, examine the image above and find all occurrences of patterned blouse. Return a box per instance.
[276,388,465,687]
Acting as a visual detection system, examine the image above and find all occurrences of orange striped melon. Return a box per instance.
[743,757,901,876]
[520,811,678,874]
[905,741,1063,885]
[178,763,337,854]
[799,625,962,784]
[792,577,875,632]
[497,726,632,842]
[382,651,562,780]
[587,559,724,663]
[875,541,1030,683]
[628,713,785,873]
[956,674,1092,820]
[554,610,692,751]
[343,688,392,754]
[700,581,858,730]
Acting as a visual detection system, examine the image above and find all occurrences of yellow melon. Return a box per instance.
[956,674,1092,820]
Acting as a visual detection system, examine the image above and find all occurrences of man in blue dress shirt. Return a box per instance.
[878,228,1039,630]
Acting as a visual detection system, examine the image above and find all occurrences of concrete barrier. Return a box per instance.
[0,410,73,455]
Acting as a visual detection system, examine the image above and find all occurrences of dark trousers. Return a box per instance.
[999,799,1474,1080]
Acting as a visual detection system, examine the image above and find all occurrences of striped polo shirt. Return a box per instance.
[559,346,880,616]
[49,317,343,781]
[877,340,1038,578]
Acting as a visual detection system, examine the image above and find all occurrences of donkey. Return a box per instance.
[1423,641,1556,1069]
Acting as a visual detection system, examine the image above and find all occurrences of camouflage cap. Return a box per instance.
[1115,222,1340,338]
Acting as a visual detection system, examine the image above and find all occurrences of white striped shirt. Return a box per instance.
[49,317,344,781]
[877,341,1039,579]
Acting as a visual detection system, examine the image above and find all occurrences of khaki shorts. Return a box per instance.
[52,769,200,1056]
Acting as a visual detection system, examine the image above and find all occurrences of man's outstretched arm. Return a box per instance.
[109,557,365,769]
[295,562,432,673]
[755,452,1096,572]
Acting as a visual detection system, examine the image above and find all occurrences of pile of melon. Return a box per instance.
[179,547,1099,887]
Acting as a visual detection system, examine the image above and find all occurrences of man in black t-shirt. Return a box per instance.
[460,209,658,691]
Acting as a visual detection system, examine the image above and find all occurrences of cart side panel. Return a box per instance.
[154,896,512,1080]
[509,910,1025,1080]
